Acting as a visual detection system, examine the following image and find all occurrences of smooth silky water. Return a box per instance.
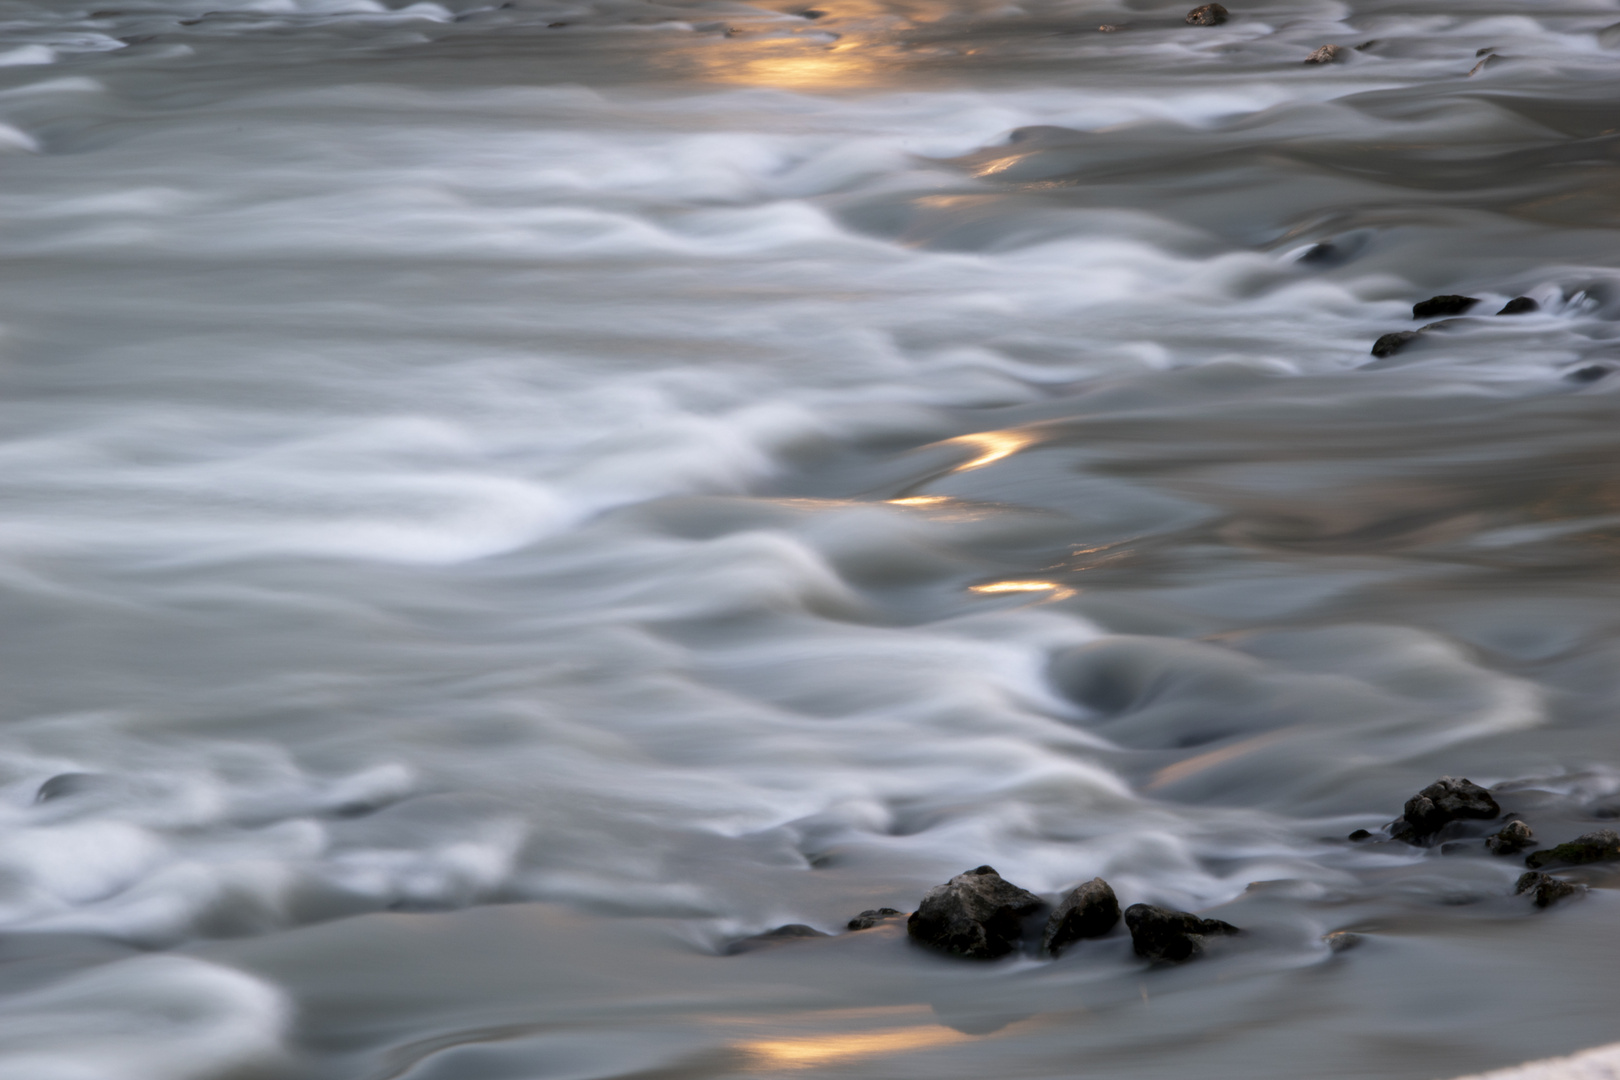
[0,0,1617,1077]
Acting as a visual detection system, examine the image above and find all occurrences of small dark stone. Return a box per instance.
[1184,3,1228,25]
[1497,296,1538,315]
[1372,331,1420,357]
[1485,820,1534,856]
[1123,904,1240,964]
[1355,39,1379,50]
[35,773,103,803]
[1304,44,1342,64]
[1298,242,1336,263]
[1524,829,1620,870]
[1097,23,1122,31]
[1516,871,1581,908]
[1393,777,1500,844]
[846,907,903,930]
[1043,878,1121,956]
[1413,295,1479,319]
[1347,828,1373,842]
[1324,930,1362,952]
[799,8,827,16]
[547,21,569,28]
[1567,365,1610,384]
[907,866,1043,960]
[725,924,830,954]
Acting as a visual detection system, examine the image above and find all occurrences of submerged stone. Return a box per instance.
[1567,365,1610,384]
[725,924,830,955]
[1497,296,1539,315]
[846,907,903,930]
[1304,44,1342,63]
[1324,930,1362,952]
[907,866,1043,960]
[1347,828,1373,842]
[1043,878,1121,956]
[1516,872,1581,908]
[1413,294,1479,319]
[1372,331,1420,357]
[1184,3,1227,25]
[1485,820,1534,856]
[1123,904,1240,963]
[1524,829,1620,870]
[1388,777,1499,844]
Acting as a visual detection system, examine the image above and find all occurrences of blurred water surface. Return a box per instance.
[0,0,1617,1076]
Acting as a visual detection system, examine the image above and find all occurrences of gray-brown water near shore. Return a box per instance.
[0,0,1618,1076]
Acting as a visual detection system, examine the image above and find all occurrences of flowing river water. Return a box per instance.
[0,0,1618,1077]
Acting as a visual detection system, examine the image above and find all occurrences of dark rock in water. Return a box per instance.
[35,773,104,803]
[1304,44,1343,63]
[907,865,1043,960]
[1567,365,1610,384]
[1123,904,1240,963]
[1388,776,1499,844]
[1516,872,1581,908]
[797,8,827,17]
[1043,878,1121,956]
[725,924,830,955]
[1184,3,1227,25]
[1323,930,1362,952]
[1524,829,1620,869]
[1497,296,1538,315]
[1485,820,1534,856]
[1412,295,1479,319]
[1371,331,1420,357]
[1347,828,1373,842]
[847,907,903,930]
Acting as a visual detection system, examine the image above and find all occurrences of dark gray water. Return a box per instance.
[0,0,1619,1077]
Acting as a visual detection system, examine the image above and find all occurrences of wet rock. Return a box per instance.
[1324,930,1362,952]
[1123,904,1240,963]
[1412,295,1479,319]
[1388,776,1500,844]
[725,924,830,954]
[1098,23,1122,32]
[1347,828,1373,842]
[1043,878,1121,956]
[1184,3,1227,25]
[1485,820,1535,856]
[1371,331,1420,357]
[1497,296,1538,315]
[1516,872,1581,908]
[846,907,903,930]
[35,773,104,803]
[907,865,1043,960]
[1567,365,1610,384]
[1524,829,1620,870]
[1303,44,1342,64]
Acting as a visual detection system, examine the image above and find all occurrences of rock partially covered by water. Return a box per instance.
[847,907,903,930]
[1043,878,1120,956]
[1304,44,1343,63]
[725,924,830,955]
[1497,296,1539,315]
[1516,872,1581,908]
[907,866,1043,960]
[1389,777,1500,843]
[1184,3,1227,25]
[1372,331,1420,357]
[1413,294,1479,318]
[1525,829,1620,869]
[1123,904,1240,963]
[1485,820,1534,856]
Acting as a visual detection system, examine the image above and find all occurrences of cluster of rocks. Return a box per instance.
[902,865,1238,964]
[1371,293,1539,358]
[1349,776,1620,907]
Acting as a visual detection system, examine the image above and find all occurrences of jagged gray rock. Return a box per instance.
[1388,777,1499,843]
[1485,820,1534,856]
[1304,44,1343,63]
[1516,872,1581,908]
[907,866,1043,960]
[1123,904,1240,963]
[1042,878,1120,956]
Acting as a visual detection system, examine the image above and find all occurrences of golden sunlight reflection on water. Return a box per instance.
[970,579,1077,600]
[947,429,1039,470]
[738,1023,975,1068]
[694,39,889,90]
